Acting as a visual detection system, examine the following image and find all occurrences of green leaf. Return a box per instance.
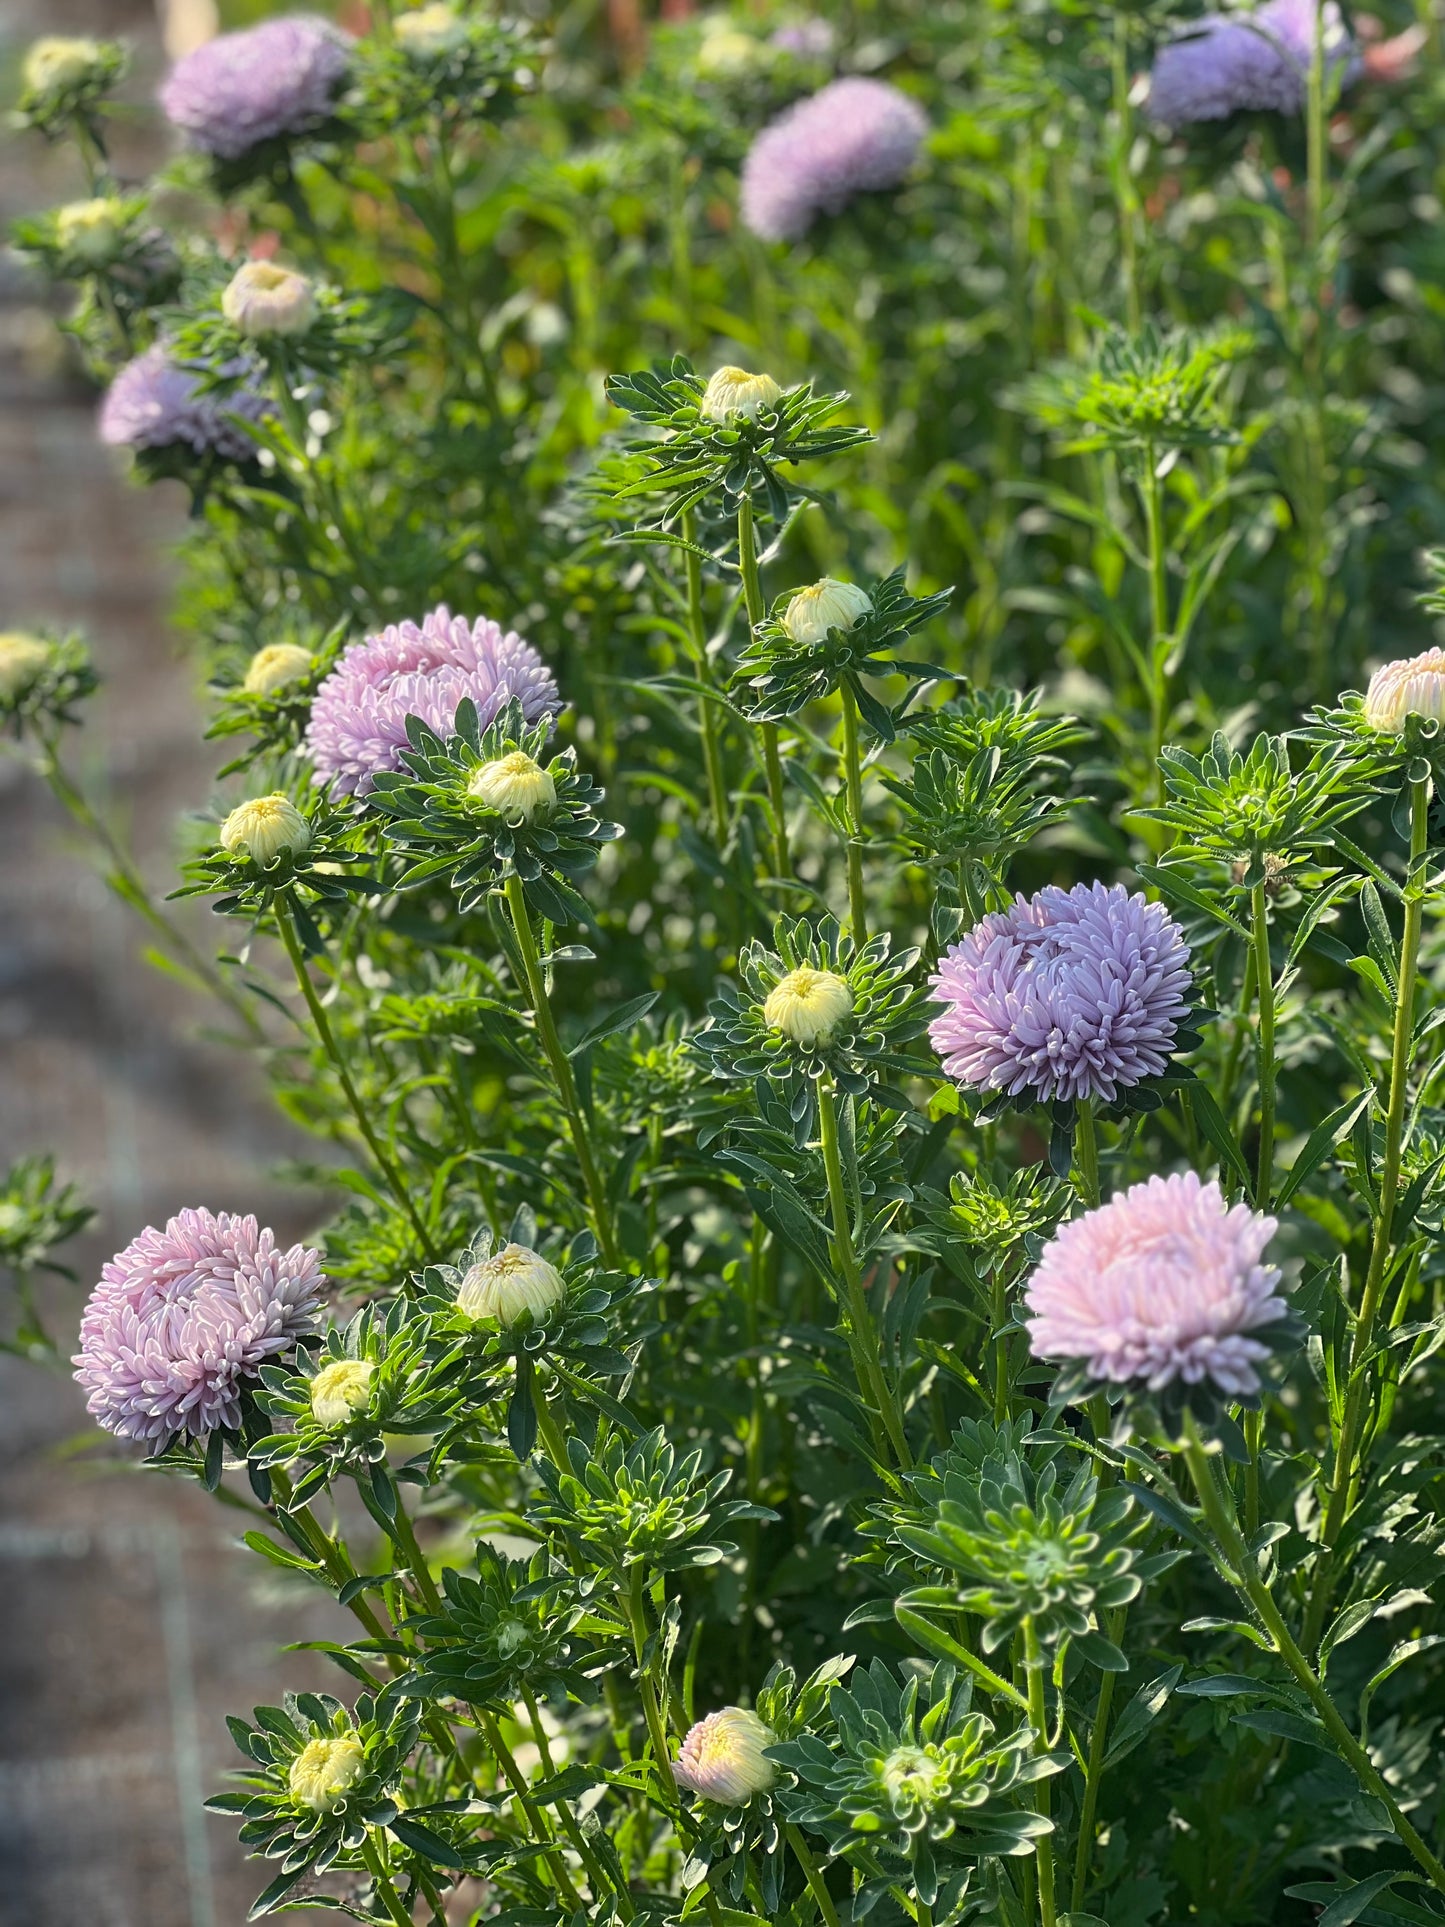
[1185,1083,1252,1188]
[1103,1665,1182,1767]
[566,991,661,1060]
[1275,1089,1373,1208]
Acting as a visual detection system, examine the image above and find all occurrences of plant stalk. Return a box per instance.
[840,682,869,941]
[1074,1100,1101,1209]
[737,491,789,877]
[683,508,731,845]
[1022,1615,1057,1927]
[1251,879,1277,1208]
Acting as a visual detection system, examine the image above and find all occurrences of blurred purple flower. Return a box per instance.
[306,605,561,799]
[929,881,1192,1106]
[1148,0,1356,124]
[74,1209,325,1444]
[98,344,269,461]
[740,76,928,243]
[160,14,351,160]
[1025,1172,1284,1396]
[771,18,836,58]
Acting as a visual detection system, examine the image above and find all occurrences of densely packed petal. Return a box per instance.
[98,345,270,461]
[740,77,928,242]
[160,14,351,160]
[1147,0,1355,124]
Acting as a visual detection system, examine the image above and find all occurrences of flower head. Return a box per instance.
[222,261,316,338]
[457,1243,566,1329]
[700,366,783,422]
[698,23,768,75]
[1147,0,1356,124]
[24,36,104,95]
[772,17,837,57]
[0,633,54,703]
[930,881,1192,1107]
[160,15,351,160]
[219,793,312,866]
[244,642,314,697]
[674,1708,778,1804]
[99,345,269,461]
[764,966,854,1047]
[1025,1172,1284,1396]
[73,1209,325,1443]
[305,605,560,800]
[469,750,556,822]
[288,1734,366,1811]
[1363,647,1445,733]
[310,1357,375,1429]
[781,578,873,648]
[395,3,470,53]
[55,197,125,265]
[741,77,928,243]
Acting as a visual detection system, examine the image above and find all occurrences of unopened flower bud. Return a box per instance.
[698,26,766,74]
[674,1708,777,1804]
[1362,647,1445,733]
[396,3,470,53]
[763,966,853,1047]
[457,1243,566,1328]
[0,633,53,703]
[700,366,782,423]
[243,642,313,697]
[288,1734,366,1811]
[24,36,104,96]
[55,197,126,265]
[468,751,556,822]
[781,578,872,649]
[310,1358,375,1430]
[222,261,316,339]
[219,793,311,866]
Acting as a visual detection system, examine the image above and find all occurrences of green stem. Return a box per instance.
[1022,1617,1057,1927]
[1305,0,1327,262]
[1074,1100,1101,1209]
[387,1490,442,1617]
[532,1364,573,1469]
[361,1834,415,1927]
[1069,1605,1124,1913]
[503,872,621,1267]
[1251,880,1277,1208]
[479,1707,585,1908]
[786,1823,842,1927]
[522,1685,626,1914]
[817,1076,911,1469]
[1140,444,1171,806]
[992,1266,1012,1424]
[624,1565,679,1801]
[683,509,731,846]
[1111,10,1142,332]
[1181,1421,1445,1894]
[276,904,436,1259]
[737,492,789,877]
[840,683,868,942]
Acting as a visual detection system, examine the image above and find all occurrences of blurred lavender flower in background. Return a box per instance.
[771,17,837,58]
[1147,0,1356,124]
[159,13,351,159]
[98,344,269,459]
[305,605,560,799]
[740,76,928,242]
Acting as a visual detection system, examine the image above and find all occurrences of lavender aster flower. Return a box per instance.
[98,345,269,461]
[929,881,1192,1106]
[73,1209,325,1444]
[740,76,928,243]
[1148,0,1356,125]
[1025,1172,1284,1396]
[159,15,351,161]
[771,17,837,58]
[305,605,561,800]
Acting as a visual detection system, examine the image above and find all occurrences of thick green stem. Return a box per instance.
[840,684,868,941]
[1251,880,1277,1208]
[737,492,789,877]
[817,1076,911,1469]
[1305,0,1327,262]
[1074,1101,1101,1209]
[387,1491,442,1616]
[683,509,731,845]
[479,1707,585,1908]
[276,904,436,1258]
[1140,445,1170,805]
[503,872,621,1267]
[625,1565,679,1801]
[1022,1617,1057,1927]
[522,1685,626,1914]
[787,1823,843,1927]
[531,1363,572,1469]
[362,1834,415,1927]
[1070,1605,1124,1913]
[1181,1422,1445,1893]
[1110,12,1142,332]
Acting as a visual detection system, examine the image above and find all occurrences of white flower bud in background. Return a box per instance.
[674,1708,778,1803]
[23,36,104,95]
[763,966,853,1047]
[309,1358,375,1430]
[288,1734,366,1811]
[55,198,126,266]
[395,3,470,54]
[1362,647,1445,733]
[468,751,556,822]
[222,261,317,339]
[243,642,313,697]
[219,793,311,866]
[781,578,872,649]
[457,1243,566,1328]
[0,633,54,703]
[700,366,782,423]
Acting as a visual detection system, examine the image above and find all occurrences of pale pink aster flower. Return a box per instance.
[1362,647,1445,732]
[674,1708,778,1804]
[99,345,270,462]
[1025,1172,1284,1396]
[1148,0,1357,125]
[930,882,1192,1107]
[74,1209,325,1444]
[305,606,561,800]
[160,15,351,161]
[740,76,928,243]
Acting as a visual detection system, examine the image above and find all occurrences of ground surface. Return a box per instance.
[0,5,347,1921]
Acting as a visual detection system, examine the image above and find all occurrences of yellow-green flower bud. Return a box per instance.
[395,3,470,53]
[0,633,53,702]
[763,967,852,1047]
[457,1243,566,1328]
[24,36,104,95]
[698,25,766,74]
[674,1708,777,1804]
[468,751,556,822]
[222,262,316,339]
[219,793,311,867]
[55,197,126,265]
[243,642,314,697]
[309,1359,375,1430]
[781,578,873,649]
[288,1734,366,1811]
[700,366,782,423]
[1363,647,1445,733]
